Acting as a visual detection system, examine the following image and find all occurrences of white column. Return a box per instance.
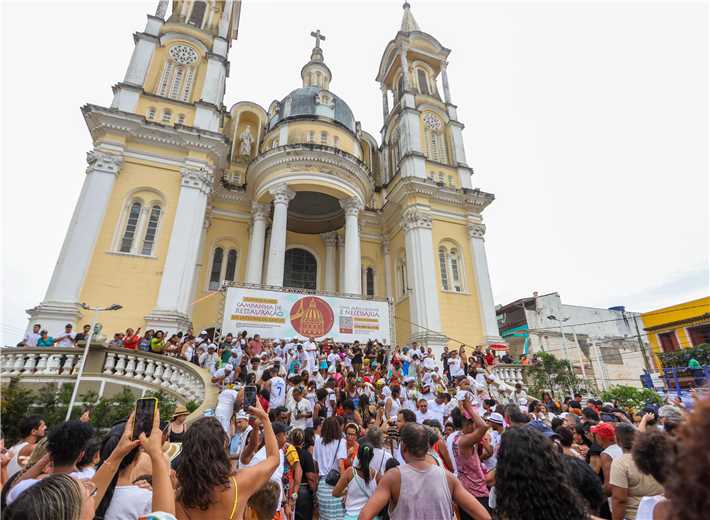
[321,231,338,292]
[124,34,159,87]
[337,233,345,292]
[146,164,213,333]
[382,239,394,301]
[467,223,504,344]
[441,60,452,104]
[340,197,364,295]
[265,184,295,286]
[29,150,123,334]
[402,207,447,359]
[245,202,270,284]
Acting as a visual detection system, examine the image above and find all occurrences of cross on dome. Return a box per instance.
[310,29,326,49]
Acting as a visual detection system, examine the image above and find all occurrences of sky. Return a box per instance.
[1,0,708,344]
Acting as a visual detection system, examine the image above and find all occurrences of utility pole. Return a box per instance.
[632,314,652,372]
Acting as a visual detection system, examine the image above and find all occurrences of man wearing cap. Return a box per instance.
[591,421,623,510]
[230,411,252,464]
[482,413,504,472]
[199,343,220,375]
[212,363,235,388]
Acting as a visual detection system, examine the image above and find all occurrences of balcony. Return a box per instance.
[0,345,218,419]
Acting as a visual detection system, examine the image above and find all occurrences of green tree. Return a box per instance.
[601,385,663,412]
[1,378,37,444]
[525,352,582,399]
[91,387,139,430]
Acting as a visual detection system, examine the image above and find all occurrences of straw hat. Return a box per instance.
[172,404,190,420]
[161,442,183,463]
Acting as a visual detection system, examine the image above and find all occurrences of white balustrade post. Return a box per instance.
[103,352,117,375]
[143,359,156,381]
[161,365,173,388]
[46,355,62,375]
[23,353,38,374]
[61,354,76,375]
[265,184,295,286]
[114,354,127,376]
[125,356,136,377]
[135,358,146,379]
[153,361,165,384]
[11,353,25,374]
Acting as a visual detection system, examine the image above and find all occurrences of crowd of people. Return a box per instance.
[3,327,709,520]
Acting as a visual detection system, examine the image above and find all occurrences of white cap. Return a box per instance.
[224,363,234,371]
[236,411,249,420]
[200,330,208,335]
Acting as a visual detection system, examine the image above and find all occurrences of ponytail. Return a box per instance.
[357,441,375,483]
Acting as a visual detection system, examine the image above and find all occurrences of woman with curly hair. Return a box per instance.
[631,430,676,520]
[495,427,589,520]
[663,395,710,520]
[176,399,278,520]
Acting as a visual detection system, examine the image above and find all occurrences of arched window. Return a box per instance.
[333,136,340,148]
[225,249,238,283]
[188,1,206,27]
[438,246,449,290]
[423,113,448,164]
[209,247,224,290]
[156,44,198,102]
[417,69,430,96]
[284,248,317,290]
[366,267,375,297]
[320,131,328,145]
[161,108,172,123]
[146,107,156,120]
[438,242,465,292]
[177,113,186,125]
[120,202,142,253]
[307,131,315,143]
[141,205,161,255]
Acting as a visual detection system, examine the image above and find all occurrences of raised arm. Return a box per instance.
[140,406,175,515]
[236,399,280,499]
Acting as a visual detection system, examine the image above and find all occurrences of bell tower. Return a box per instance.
[112,0,242,132]
[377,2,473,189]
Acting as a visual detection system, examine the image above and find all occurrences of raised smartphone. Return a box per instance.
[243,385,257,411]
[132,397,158,440]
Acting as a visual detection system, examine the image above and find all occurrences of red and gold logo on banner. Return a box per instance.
[290,296,334,338]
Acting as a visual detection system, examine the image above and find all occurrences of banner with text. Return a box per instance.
[222,287,391,344]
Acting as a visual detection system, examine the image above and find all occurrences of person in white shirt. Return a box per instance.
[427,393,449,427]
[448,351,464,379]
[54,324,76,348]
[215,387,239,433]
[415,399,436,424]
[199,344,220,375]
[288,387,314,430]
[21,324,41,347]
[266,369,287,408]
[304,337,318,373]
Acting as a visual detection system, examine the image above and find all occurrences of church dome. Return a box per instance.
[267,86,356,133]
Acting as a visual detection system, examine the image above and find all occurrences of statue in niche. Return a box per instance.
[239,125,254,158]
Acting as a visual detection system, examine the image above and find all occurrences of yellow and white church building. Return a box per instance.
[28,1,503,355]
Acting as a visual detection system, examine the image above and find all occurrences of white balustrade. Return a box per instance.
[11,353,25,374]
[161,365,173,388]
[114,354,127,376]
[143,360,156,381]
[134,358,146,379]
[46,354,62,374]
[103,352,117,374]
[125,356,136,377]
[22,353,37,373]
[62,354,76,375]
[153,361,165,385]
[36,353,49,373]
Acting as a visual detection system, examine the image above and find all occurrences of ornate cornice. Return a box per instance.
[247,144,374,202]
[402,207,433,231]
[86,150,123,175]
[82,104,229,169]
[386,176,495,212]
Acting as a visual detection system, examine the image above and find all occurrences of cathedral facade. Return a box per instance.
[28,1,502,356]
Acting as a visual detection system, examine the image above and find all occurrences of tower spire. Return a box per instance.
[301,29,332,89]
[400,2,420,33]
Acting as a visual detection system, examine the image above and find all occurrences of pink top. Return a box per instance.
[452,434,489,497]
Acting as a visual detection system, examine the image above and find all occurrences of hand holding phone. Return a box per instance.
[133,397,158,441]
[243,385,257,412]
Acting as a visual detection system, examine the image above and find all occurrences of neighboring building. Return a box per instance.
[25,2,503,360]
[496,292,651,389]
[641,296,710,369]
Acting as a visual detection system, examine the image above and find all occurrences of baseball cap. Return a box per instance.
[236,411,249,420]
[590,422,616,441]
[224,363,234,371]
[486,412,505,425]
[272,422,288,435]
[527,420,552,434]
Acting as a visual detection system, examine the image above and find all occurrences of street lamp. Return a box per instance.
[547,315,587,379]
[65,303,123,421]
